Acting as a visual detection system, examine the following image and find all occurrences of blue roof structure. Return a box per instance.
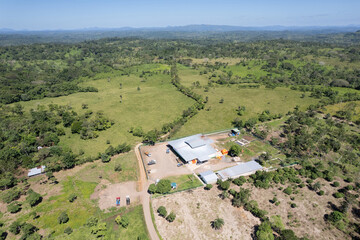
[168,134,217,163]
[217,161,262,180]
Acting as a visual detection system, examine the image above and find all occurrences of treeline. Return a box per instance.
[0,103,124,188]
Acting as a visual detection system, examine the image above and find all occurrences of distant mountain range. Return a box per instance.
[1,24,360,33]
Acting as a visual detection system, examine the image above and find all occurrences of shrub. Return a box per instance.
[290,203,297,208]
[7,201,22,213]
[68,193,77,203]
[86,216,98,227]
[275,201,280,206]
[298,183,305,188]
[211,218,224,230]
[114,163,122,172]
[256,220,274,240]
[280,229,298,240]
[205,184,213,190]
[219,181,230,190]
[333,181,340,187]
[58,212,69,224]
[333,192,344,198]
[346,185,354,191]
[64,227,73,235]
[318,190,325,196]
[157,206,167,217]
[166,212,176,222]
[283,187,292,195]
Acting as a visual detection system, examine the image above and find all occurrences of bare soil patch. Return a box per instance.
[91,181,142,211]
[152,187,260,240]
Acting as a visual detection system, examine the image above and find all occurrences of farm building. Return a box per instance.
[217,160,262,180]
[28,166,46,177]
[168,134,217,163]
[199,170,218,184]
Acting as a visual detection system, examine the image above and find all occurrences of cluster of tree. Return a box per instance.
[148,179,171,194]
[157,206,176,222]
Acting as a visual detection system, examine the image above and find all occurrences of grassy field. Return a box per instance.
[74,152,139,184]
[323,101,360,122]
[16,64,195,157]
[174,85,319,138]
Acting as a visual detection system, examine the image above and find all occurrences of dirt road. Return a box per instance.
[134,143,160,240]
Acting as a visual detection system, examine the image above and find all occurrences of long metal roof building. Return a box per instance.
[217,160,262,180]
[168,134,217,163]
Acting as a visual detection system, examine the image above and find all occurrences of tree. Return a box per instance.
[279,229,298,240]
[58,212,69,224]
[91,222,107,237]
[62,153,76,169]
[64,227,73,235]
[211,218,224,230]
[9,221,21,235]
[166,212,176,222]
[157,206,167,217]
[312,181,321,192]
[205,184,213,190]
[219,181,230,190]
[256,221,274,240]
[26,190,42,207]
[71,121,82,134]
[115,215,129,228]
[7,201,22,213]
[68,193,77,203]
[328,211,343,223]
[2,188,21,204]
[156,180,171,194]
[114,163,122,172]
[101,153,111,163]
[148,184,157,194]
[229,144,242,157]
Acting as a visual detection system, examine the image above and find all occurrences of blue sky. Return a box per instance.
[0,0,359,30]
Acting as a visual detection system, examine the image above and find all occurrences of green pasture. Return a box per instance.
[16,65,195,157]
[174,86,319,138]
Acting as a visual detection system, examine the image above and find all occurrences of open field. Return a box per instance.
[16,64,195,157]
[174,86,319,138]
[323,101,360,123]
[152,187,260,240]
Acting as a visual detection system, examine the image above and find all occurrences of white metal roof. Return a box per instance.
[199,170,218,184]
[217,161,262,179]
[168,134,217,163]
[28,166,46,177]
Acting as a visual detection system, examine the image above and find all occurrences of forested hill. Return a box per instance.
[0,26,360,46]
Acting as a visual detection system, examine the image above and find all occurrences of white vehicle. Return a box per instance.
[148,159,157,165]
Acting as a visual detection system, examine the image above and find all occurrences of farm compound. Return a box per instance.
[217,160,263,180]
[168,134,217,164]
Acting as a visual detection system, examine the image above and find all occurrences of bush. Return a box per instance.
[64,227,73,235]
[318,190,325,196]
[205,184,213,190]
[275,201,280,206]
[283,187,292,195]
[280,229,298,240]
[157,206,167,217]
[26,190,42,207]
[290,203,297,208]
[333,192,344,198]
[346,185,354,191]
[71,121,82,134]
[298,183,305,188]
[333,181,340,187]
[219,181,230,190]
[166,212,176,222]
[68,193,77,203]
[7,201,22,213]
[148,184,156,194]
[58,212,69,224]
[86,216,98,227]
[114,163,122,172]
[211,218,224,230]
